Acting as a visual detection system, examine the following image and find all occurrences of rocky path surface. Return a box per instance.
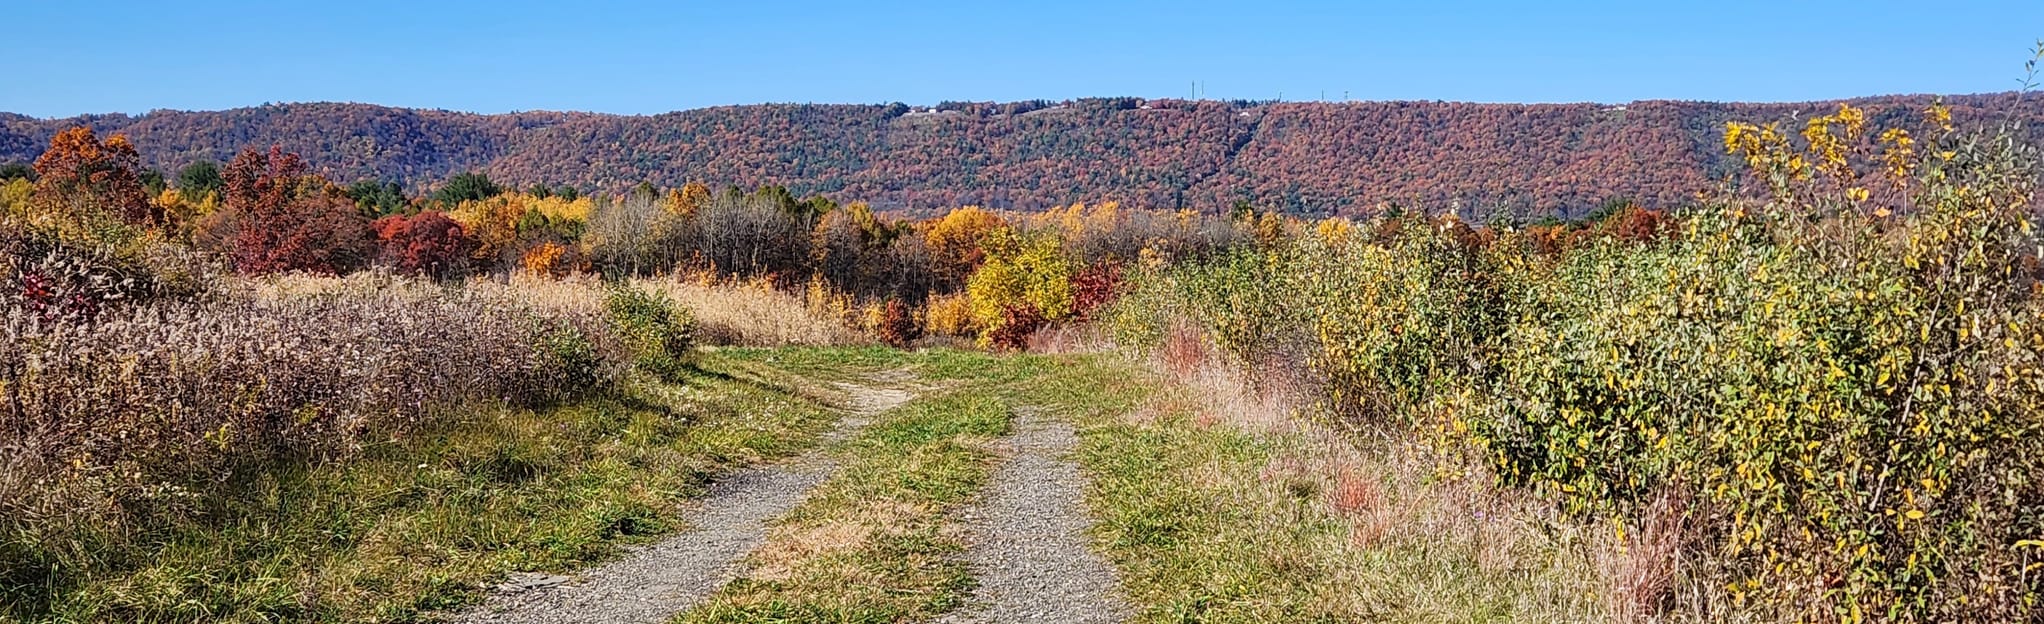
[939,406,1128,624]
[451,379,913,624]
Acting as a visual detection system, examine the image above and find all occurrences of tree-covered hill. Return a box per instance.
[4,94,2036,216]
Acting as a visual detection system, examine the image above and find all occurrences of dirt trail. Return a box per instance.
[939,406,1128,624]
[450,378,913,624]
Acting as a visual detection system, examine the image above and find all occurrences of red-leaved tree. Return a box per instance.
[222,146,372,274]
[372,211,474,277]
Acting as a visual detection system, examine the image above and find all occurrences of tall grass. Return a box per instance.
[639,273,869,347]
[0,271,628,614]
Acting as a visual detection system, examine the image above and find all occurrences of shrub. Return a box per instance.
[1,223,158,323]
[531,318,607,397]
[985,303,1046,352]
[1070,259,1124,321]
[965,228,1073,347]
[603,283,698,372]
[520,241,581,276]
[1124,103,2044,621]
[877,298,922,348]
[372,210,475,278]
[923,292,978,338]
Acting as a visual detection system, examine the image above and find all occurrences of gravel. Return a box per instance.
[939,406,1129,624]
[448,380,912,624]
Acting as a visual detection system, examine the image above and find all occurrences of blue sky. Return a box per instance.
[3,0,2038,118]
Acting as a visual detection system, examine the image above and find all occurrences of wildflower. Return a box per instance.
[1926,100,1954,132]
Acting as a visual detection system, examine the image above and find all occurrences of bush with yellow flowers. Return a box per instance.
[1116,100,2044,622]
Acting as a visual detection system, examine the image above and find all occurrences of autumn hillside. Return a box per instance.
[4,93,2040,216]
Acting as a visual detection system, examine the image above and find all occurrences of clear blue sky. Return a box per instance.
[4,0,2038,118]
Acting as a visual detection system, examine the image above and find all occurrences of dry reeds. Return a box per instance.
[1,271,625,545]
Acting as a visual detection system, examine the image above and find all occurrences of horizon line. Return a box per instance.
[5,90,2026,121]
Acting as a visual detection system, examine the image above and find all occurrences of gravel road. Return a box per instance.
[938,406,1128,624]
[449,380,912,624]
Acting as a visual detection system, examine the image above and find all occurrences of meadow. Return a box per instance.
[4,87,2043,623]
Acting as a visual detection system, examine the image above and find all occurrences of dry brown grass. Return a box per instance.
[747,501,925,582]
[1,269,635,616]
[1599,490,1692,624]
[635,272,866,347]
[273,270,870,348]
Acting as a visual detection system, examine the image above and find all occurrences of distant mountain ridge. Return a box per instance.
[4,94,2038,216]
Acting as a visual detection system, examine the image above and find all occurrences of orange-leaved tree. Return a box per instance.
[30,127,156,228]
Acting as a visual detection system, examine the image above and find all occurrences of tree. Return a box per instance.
[31,127,155,226]
[447,194,537,271]
[346,179,408,217]
[177,160,223,199]
[219,146,373,274]
[1,162,37,182]
[811,209,865,289]
[586,192,669,276]
[141,168,167,195]
[372,210,474,277]
[669,181,711,217]
[432,171,502,205]
[925,206,1006,289]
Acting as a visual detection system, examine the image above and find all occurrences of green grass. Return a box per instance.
[676,347,1149,624]
[1078,403,1370,623]
[15,343,1605,624]
[8,351,844,624]
[1070,368,1607,623]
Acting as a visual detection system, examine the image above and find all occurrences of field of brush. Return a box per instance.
[5,100,2043,623]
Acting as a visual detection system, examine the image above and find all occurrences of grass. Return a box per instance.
[639,274,867,347]
[14,340,1616,624]
[674,347,1149,624]
[7,350,844,624]
[1071,359,1610,623]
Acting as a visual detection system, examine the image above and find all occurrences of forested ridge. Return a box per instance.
[4,93,2037,215]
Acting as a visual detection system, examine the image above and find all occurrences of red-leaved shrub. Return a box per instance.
[1070,259,1124,321]
[877,298,922,348]
[986,303,1046,351]
[373,211,475,277]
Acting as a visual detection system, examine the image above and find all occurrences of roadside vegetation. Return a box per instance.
[1107,94,2044,621]
[8,54,2044,624]
[1075,349,1606,622]
[4,343,849,623]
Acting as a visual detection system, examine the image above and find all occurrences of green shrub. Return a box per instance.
[603,283,697,372]
[531,318,608,399]
[1129,103,2044,621]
